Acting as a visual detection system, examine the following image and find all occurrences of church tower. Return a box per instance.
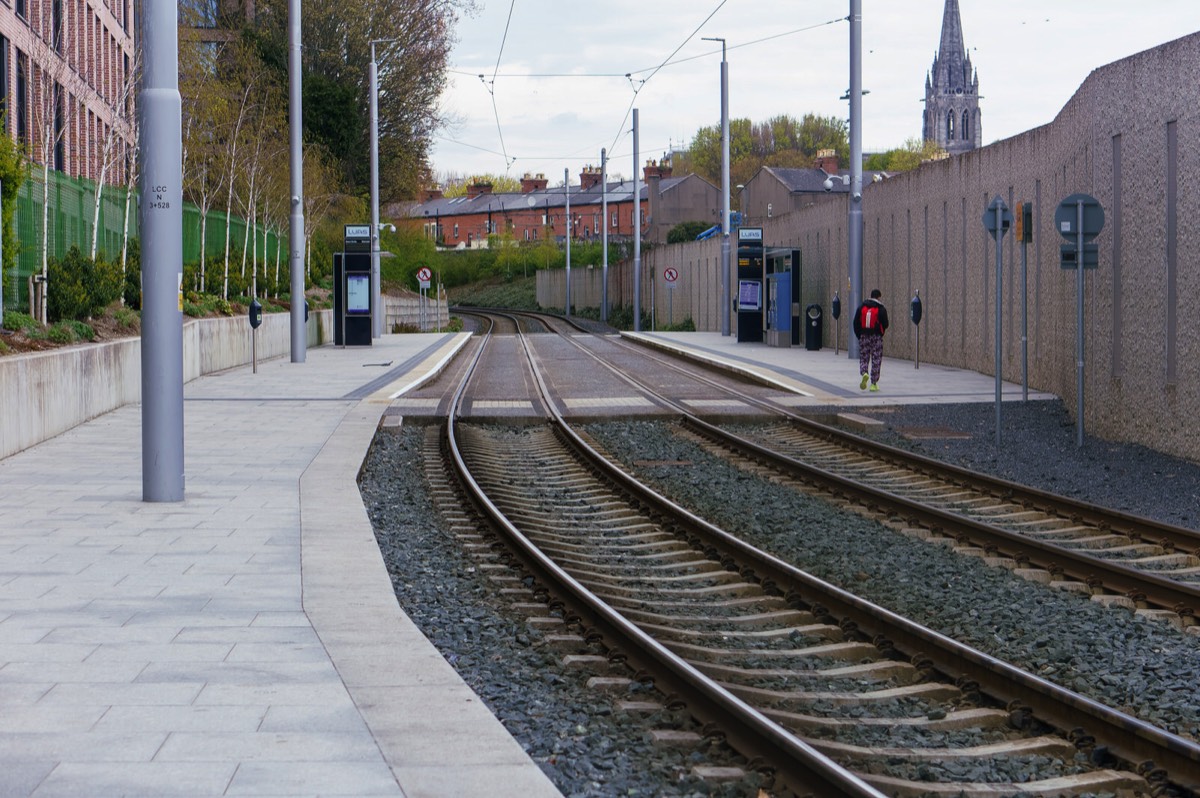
[923,0,981,154]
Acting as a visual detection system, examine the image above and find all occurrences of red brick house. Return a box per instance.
[402,161,721,249]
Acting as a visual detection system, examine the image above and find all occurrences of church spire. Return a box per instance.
[923,0,981,155]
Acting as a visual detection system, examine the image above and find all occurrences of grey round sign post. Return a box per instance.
[1055,193,1104,448]
[982,196,1013,446]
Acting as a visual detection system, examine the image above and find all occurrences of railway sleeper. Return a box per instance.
[615,607,814,628]
[725,681,962,708]
[694,658,921,685]
[634,621,843,644]
[670,639,877,662]
[811,734,1078,761]
[586,581,766,599]
[764,705,1009,731]
[525,528,686,547]
[601,594,788,611]
[547,554,722,572]
[565,567,742,586]
[863,769,1148,797]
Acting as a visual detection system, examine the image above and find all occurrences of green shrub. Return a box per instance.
[46,246,124,322]
[3,311,39,333]
[183,302,205,318]
[113,307,139,330]
[46,323,76,343]
[67,320,96,341]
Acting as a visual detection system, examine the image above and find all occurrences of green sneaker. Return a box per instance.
[860,373,869,390]
[869,382,880,392]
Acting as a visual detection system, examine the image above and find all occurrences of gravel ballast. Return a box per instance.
[359,399,1200,795]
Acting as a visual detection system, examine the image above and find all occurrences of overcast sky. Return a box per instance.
[431,1,1200,184]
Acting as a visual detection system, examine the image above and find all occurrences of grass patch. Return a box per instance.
[448,275,538,310]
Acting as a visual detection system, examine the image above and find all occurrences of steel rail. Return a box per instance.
[564,414,1200,794]
[680,415,1199,618]
[444,314,886,798]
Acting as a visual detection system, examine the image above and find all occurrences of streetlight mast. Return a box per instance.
[702,37,731,337]
[847,0,864,360]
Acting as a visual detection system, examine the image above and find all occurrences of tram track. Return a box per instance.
[431,310,1200,796]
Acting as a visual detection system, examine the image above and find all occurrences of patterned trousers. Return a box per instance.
[858,334,884,383]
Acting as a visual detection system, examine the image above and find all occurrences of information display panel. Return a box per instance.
[346,274,371,314]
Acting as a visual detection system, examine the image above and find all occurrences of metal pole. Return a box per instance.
[369,44,382,338]
[847,0,863,361]
[703,37,731,337]
[564,167,571,316]
[633,108,642,332]
[288,0,305,361]
[1076,202,1085,447]
[601,148,608,322]
[0,177,4,322]
[914,290,920,369]
[1021,231,1028,401]
[994,202,1003,446]
[139,0,185,502]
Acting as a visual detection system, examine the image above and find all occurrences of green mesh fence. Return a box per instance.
[4,169,285,311]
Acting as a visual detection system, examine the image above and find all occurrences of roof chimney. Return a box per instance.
[419,187,443,203]
[580,165,602,191]
[520,172,548,193]
[466,180,493,199]
[815,148,839,174]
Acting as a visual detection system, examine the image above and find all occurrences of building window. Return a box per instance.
[15,0,26,20]
[15,50,26,144]
[611,211,617,228]
[947,110,955,140]
[0,37,9,131]
[962,110,969,141]
[453,223,459,239]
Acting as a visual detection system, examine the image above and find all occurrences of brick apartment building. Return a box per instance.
[402,161,721,250]
[0,1,136,185]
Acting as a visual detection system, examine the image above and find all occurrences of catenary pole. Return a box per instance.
[633,109,641,332]
[564,168,571,316]
[369,43,382,338]
[140,1,185,502]
[601,148,608,322]
[847,0,864,361]
[702,37,731,336]
[288,0,306,361]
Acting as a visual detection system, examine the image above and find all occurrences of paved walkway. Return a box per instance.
[0,333,563,798]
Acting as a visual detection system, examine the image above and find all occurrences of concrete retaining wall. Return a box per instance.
[0,309,334,460]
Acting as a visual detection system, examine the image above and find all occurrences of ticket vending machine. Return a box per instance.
[764,248,802,347]
[736,227,765,343]
[334,224,373,346]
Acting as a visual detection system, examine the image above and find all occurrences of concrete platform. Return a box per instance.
[622,331,1056,408]
[0,328,1058,797]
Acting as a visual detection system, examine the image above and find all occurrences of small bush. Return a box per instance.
[3,311,39,333]
[183,302,205,318]
[67,320,96,341]
[46,323,76,343]
[113,307,139,330]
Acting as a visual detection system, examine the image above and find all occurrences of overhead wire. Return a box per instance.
[478,0,518,170]
[607,0,729,154]
[444,11,847,173]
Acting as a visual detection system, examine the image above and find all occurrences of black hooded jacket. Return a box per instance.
[852,298,889,338]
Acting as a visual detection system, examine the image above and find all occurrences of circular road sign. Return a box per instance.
[663,267,679,283]
[417,266,433,283]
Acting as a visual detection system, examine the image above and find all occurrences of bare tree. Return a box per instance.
[89,48,139,261]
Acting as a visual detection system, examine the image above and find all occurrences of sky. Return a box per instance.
[430,1,1200,185]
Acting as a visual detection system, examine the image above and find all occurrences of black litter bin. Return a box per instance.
[805,303,822,350]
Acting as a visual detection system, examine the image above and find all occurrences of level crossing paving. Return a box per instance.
[0,328,1051,797]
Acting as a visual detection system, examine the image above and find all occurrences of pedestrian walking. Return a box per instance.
[853,289,889,391]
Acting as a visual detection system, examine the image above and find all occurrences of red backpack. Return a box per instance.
[859,304,881,334]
